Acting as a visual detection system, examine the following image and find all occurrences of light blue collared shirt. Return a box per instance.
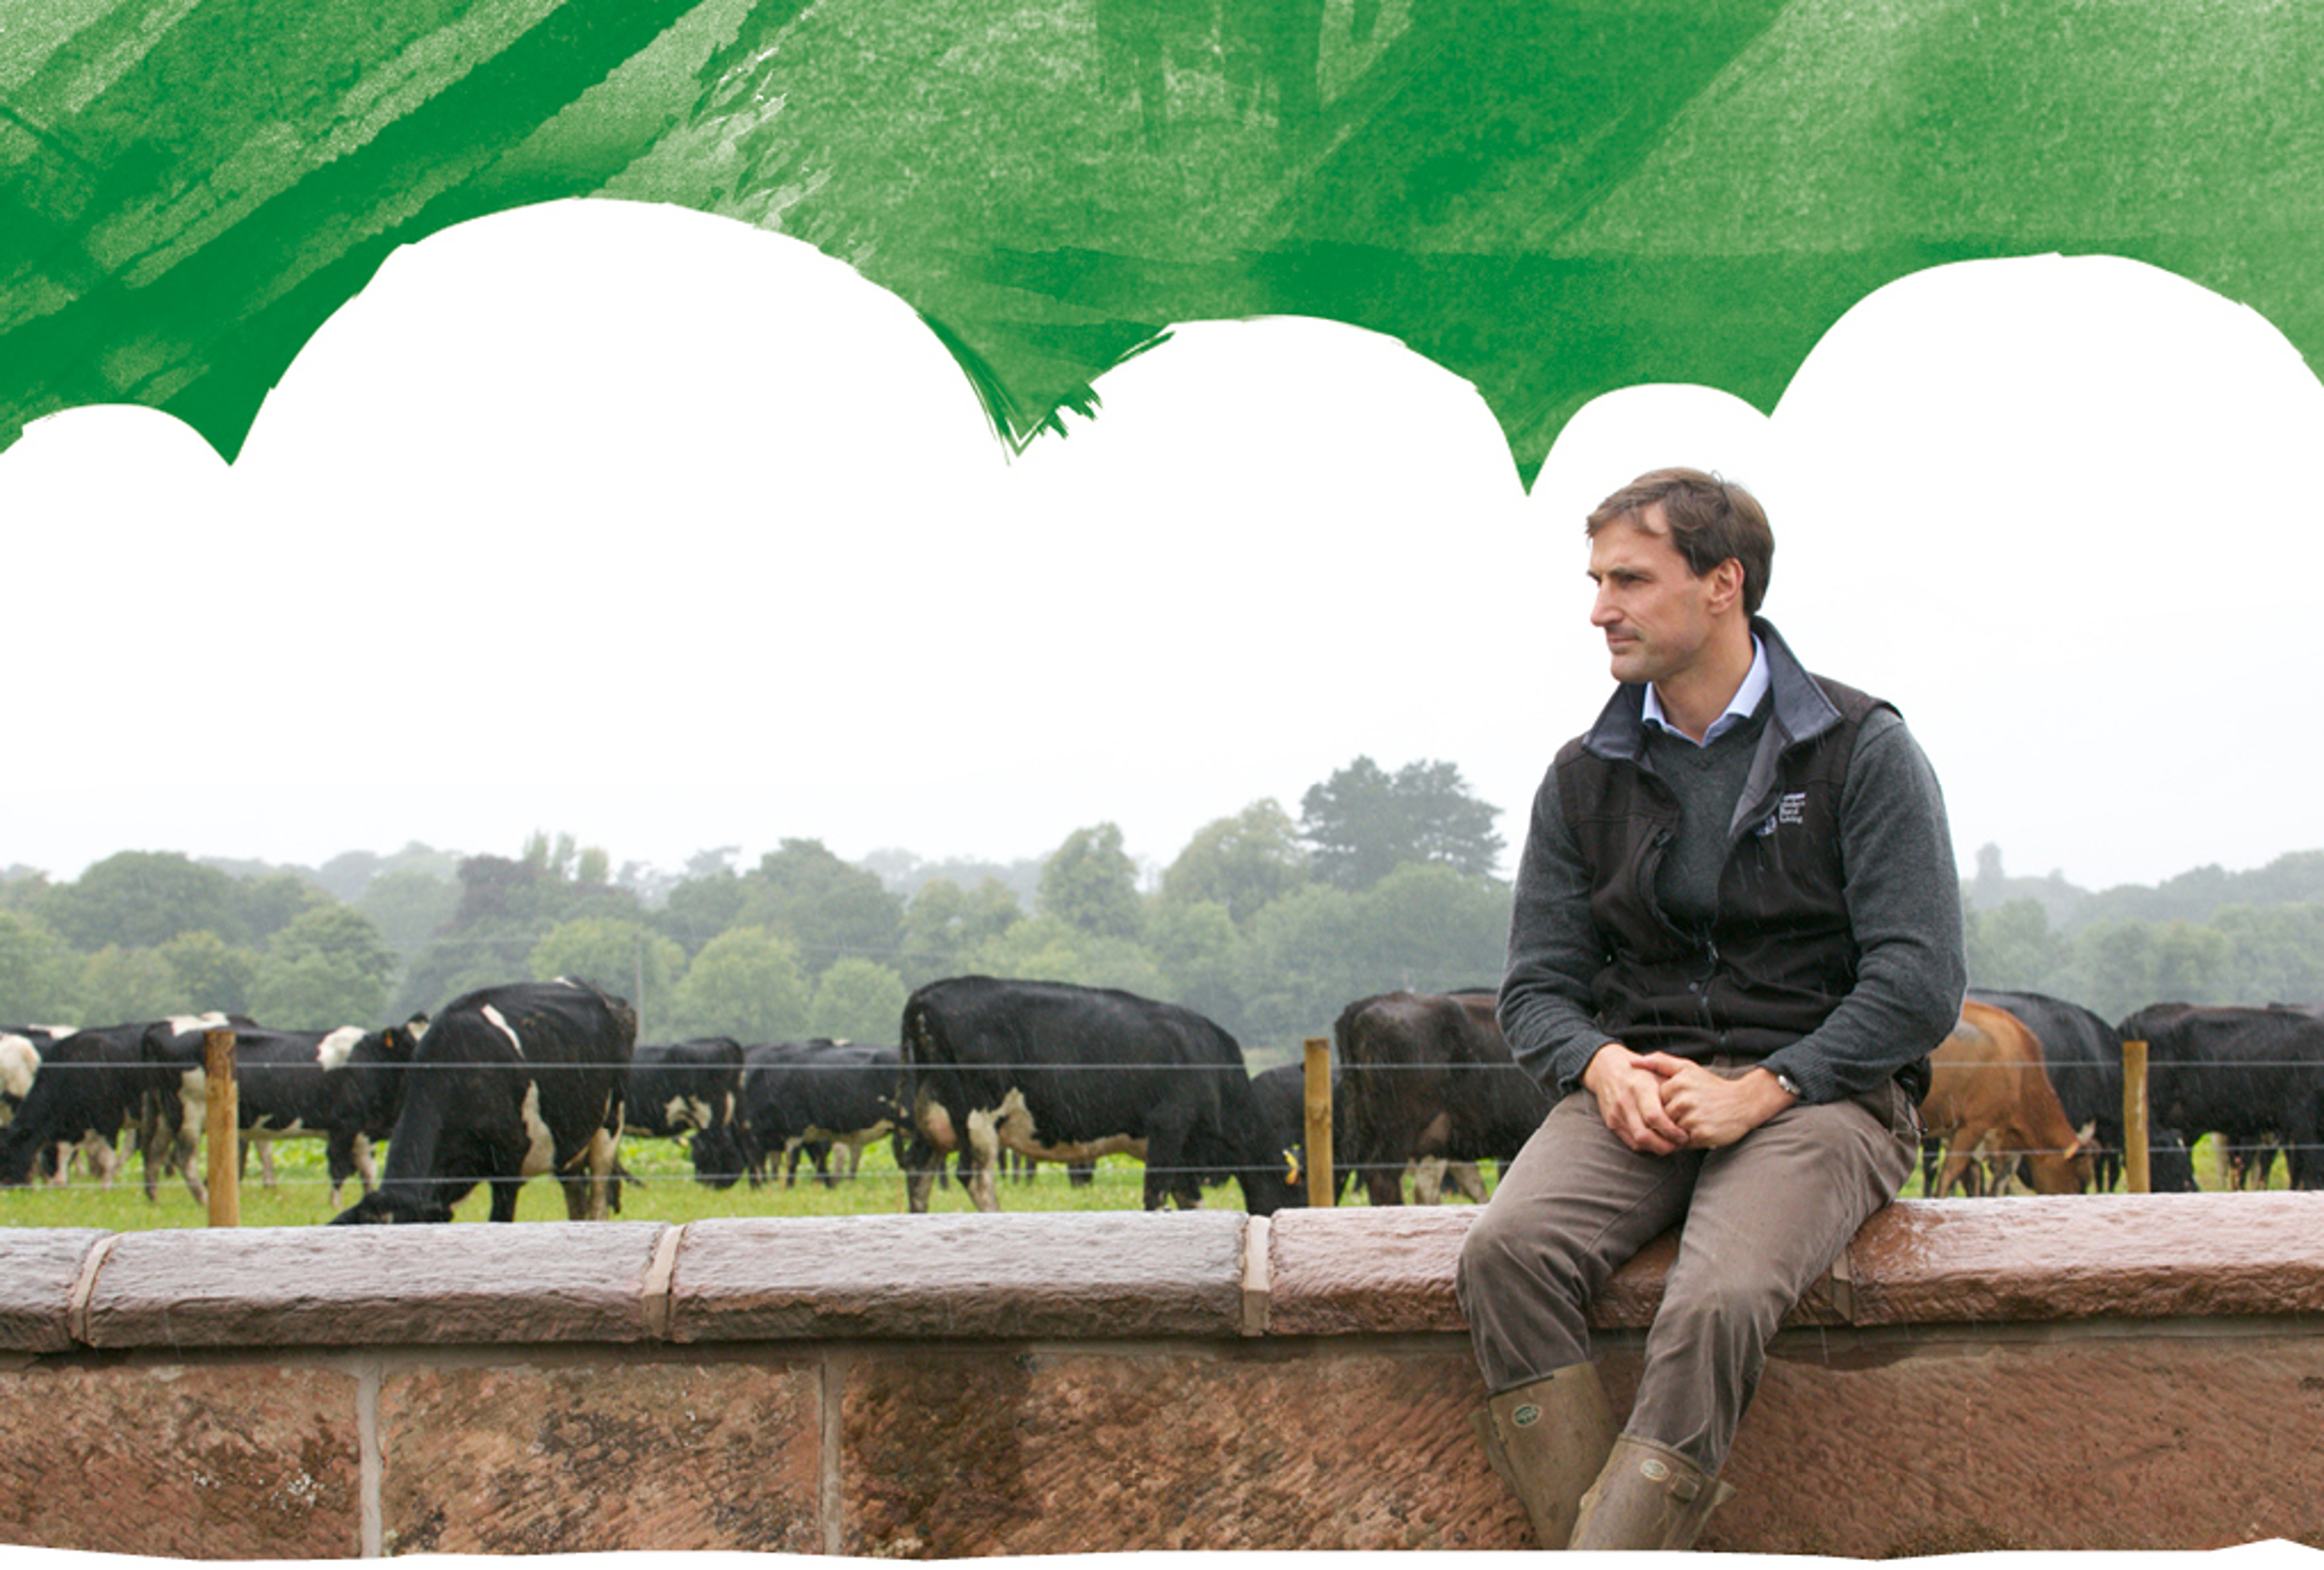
[1640,635,1769,747]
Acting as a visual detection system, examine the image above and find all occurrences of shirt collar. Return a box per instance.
[1641,635,1769,747]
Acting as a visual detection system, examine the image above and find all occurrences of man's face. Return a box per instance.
[1586,507,1725,688]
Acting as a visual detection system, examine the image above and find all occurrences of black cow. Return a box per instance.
[738,1039,903,1187]
[330,977,635,1224]
[2118,1002,2324,1190]
[0,1022,176,1191]
[627,1037,749,1187]
[139,1019,426,1205]
[1970,989,2127,1188]
[1332,989,1549,1206]
[1246,1062,1321,1211]
[900,976,1285,1215]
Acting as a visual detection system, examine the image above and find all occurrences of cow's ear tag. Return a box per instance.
[1512,1404,1542,1428]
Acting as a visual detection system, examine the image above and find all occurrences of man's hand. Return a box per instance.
[1581,1044,1693,1154]
[1645,1060,1797,1150]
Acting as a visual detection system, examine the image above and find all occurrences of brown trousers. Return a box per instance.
[1456,1066,1918,1474]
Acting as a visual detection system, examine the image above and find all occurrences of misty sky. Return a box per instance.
[4,200,2320,892]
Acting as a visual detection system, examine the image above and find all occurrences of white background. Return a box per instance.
[4,199,2320,891]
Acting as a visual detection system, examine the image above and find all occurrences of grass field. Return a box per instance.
[0,1126,2288,1232]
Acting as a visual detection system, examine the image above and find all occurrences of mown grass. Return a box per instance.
[0,1127,2282,1232]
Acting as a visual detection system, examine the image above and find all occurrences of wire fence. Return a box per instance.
[9,1029,2323,1211]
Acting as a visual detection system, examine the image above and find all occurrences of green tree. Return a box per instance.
[78,946,179,1025]
[808,957,910,1043]
[656,868,750,958]
[252,907,400,1028]
[1964,897,2067,991]
[1038,823,1143,940]
[739,839,904,972]
[1300,756,1505,890]
[898,877,1024,985]
[0,911,80,1023]
[360,868,460,964]
[668,927,810,1043]
[529,917,684,1038]
[1145,897,1248,1037]
[157,930,260,1015]
[236,872,332,945]
[966,915,1164,996]
[41,851,250,950]
[1160,800,1309,927]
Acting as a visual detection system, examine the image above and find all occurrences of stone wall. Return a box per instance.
[3,1195,2322,1556]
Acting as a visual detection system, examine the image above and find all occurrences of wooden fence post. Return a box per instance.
[204,1026,239,1227]
[2123,1036,2150,1195]
[1302,1035,1333,1208]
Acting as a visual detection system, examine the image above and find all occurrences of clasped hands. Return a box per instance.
[1581,1043,1796,1154]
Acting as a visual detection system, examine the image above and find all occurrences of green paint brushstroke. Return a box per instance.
[3,0,2321,482]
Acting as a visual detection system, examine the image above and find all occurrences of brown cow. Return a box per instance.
[1920,1000,2094,1196]
[1332,989,1550,1206]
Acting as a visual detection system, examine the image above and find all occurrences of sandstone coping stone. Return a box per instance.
[0,1229,107,1353]
[1263,1193,2324,1337]
[671,1211,1247,1342]
[1845,1191,2324,1324]
[80,1220,672,1348]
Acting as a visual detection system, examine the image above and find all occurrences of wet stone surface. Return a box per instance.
[378,1357,820,1554]
[0,1361,360,1556]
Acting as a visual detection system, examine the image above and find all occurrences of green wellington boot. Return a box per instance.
[1567,1433,1738,1551]
[1470,1364,1620,1549]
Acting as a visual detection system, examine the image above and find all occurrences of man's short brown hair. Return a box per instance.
[1586,468,1773,616]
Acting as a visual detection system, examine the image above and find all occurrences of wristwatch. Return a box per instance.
[1771,1068,1805,1100]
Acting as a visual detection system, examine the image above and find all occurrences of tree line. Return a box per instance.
[1966,845,2324,1023]
[0,755,1512,1067]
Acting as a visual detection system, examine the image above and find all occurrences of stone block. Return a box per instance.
[1265,1208,1678,1335]
[1720,1328,2324,1553]
[0,1230,106,1353]
[378,1356,820,1554]
[0,1361,359,1556]
[81,1221,670,1347]
[839,1343,1636,1554]
[675,1212,1245,1341]
[1848,1193,2324,1324]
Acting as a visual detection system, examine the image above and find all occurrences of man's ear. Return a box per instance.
[1705,557,1745,615]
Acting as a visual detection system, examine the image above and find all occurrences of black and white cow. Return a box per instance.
[900,975,1286,1215]
[0,1022,173,1190]
[330,977,635,1224]
[626,1037,749,1187]
[0,1025,72,1124]
[738,1039,903,1187]
[140,1018,427,1205]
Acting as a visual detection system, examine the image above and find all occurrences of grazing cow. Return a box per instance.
[1970,988,2127,1187]
[1245,1062,1321,1211]
[0,1026,72,1124]
[2119,1002,2324,1189]
[900,976,1285,1215]
[1331,990,1550,1207]
[1919,1000,2094,1196]
[738,1039,903,1187]
[330,977,634,1224]
[627,1037,749,1187]
[0,1023,170,1189]
[139,1019,426,1205]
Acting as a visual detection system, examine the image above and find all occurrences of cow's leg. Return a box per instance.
[257,1139,279,1191]
[1143,1110,1197,1211]
[1451,1160,1489,1204]
[812,1141,836,1189]
[1414,1155,1450,1205]
[488,1177,523,1222]
[903,1133,941,1213]
[963,1107,1003,1213]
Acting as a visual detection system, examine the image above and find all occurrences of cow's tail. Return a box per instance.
[897,993,949,1205]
